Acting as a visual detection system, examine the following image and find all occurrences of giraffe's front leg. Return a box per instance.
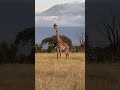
[57,48,59,60]
[59,49,62,58]
[57,52,58,60]
[65,50,69,59]
[65,51,67,59]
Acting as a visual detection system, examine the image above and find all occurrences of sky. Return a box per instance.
[0,2,34,43]
[0,0,33,3]
[35,0,85,13]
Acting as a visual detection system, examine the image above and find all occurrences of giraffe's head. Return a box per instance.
[53,23,57,29]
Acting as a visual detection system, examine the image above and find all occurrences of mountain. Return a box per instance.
[35,2,85,27]
[36,2,85,16]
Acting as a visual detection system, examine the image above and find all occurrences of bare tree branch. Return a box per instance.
[97,16,120,62]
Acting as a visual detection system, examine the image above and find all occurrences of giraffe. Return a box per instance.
[53,23,70,59]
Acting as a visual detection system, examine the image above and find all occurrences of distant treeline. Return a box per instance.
[35,35,85,53]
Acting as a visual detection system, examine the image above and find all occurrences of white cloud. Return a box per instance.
[35,15,84,27]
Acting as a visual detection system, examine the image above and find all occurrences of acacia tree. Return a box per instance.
[15,27,34,63]
[41,35,72,52]
[15,27,34,45]
[97,16,120,62]
[75,32,85,52]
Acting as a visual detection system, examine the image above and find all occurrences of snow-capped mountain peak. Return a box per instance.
[37,2,85,16]
[35,1,85,27]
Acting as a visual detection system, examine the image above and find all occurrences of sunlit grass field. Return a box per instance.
[35,53,85,90]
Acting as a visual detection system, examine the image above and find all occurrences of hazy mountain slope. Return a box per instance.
[36,2,85,16]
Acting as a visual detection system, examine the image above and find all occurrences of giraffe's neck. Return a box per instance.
[54,26,69,50]
[54,27,62,42]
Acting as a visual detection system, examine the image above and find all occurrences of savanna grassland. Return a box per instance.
[35,53,85,90]
[86,63,120,90]
[0,64,34,90]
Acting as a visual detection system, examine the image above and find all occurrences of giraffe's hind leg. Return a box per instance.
[65,51,67,59]
[59,49,62,58]
[66,53,69,59]
[67,52,69,59]
[65,50,69,59]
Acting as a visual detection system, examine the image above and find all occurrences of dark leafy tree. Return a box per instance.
[15,27,34,45]
[15,27,34,63]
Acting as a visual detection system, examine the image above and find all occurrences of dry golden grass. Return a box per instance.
[86,63,120,90]
[35,53,85,90]
[0,64,34,90]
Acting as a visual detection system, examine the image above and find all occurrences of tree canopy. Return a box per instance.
[15,27,34,63]
[41,35,72,47]
[15,27,34,45]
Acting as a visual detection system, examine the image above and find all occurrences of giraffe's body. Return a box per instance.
[53,24,69,59]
